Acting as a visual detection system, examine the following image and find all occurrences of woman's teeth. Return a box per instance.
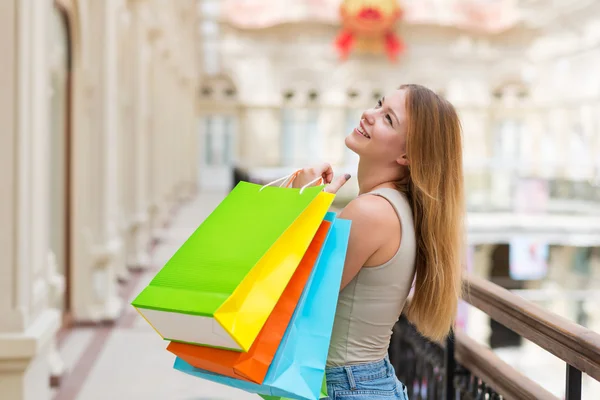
[357,126,370,138]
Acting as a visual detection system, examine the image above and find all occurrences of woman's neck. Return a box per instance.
[356,159,408,195]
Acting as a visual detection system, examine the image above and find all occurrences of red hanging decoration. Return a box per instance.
[334,0,405,62]
[335,30,355,60]
[384,31,405,62]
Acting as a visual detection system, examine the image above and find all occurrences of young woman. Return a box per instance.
[292,84,465,400]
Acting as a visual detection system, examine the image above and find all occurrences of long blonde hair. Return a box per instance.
[399,84,466,342]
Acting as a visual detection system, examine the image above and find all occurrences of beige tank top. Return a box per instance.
[327,188,416,367]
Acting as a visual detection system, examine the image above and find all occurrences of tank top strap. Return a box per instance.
[360,188,415,269]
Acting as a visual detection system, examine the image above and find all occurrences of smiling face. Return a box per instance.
[345,88,409,167]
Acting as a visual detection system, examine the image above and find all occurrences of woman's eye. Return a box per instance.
[386,115,393,126]
[376,99,382,108]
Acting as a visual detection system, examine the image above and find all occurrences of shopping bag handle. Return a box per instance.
[259,169,301,191]
[259,169,324,194]
[299,176,324,194]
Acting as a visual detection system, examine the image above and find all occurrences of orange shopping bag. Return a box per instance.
[167,218,332,384]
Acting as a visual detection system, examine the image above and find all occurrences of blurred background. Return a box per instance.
[1,0,600,399]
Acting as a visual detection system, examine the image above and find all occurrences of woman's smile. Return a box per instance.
[355,120,371,138]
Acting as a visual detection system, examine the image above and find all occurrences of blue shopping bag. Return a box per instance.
[174,213,351,400]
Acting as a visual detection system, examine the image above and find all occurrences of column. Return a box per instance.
[173,65,183,202]
[186,78,199,196]
[164,58,178,211]
[116,2,134,282]
[0,0,60,398]
[146,30,158,243]
[172,63,184,202]
[182,3,199,197]
[71,0,123,322]
[101,0,125,281]
[127,0,151,269]
[159,57,170,212]
[180,76,197,197]
[175,76,186,200]
[147,33,169,242]
[177,75,189,202]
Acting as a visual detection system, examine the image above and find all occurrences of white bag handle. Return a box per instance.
[259,169,301,191]
[259,169,323,194]
[300,176,324,194]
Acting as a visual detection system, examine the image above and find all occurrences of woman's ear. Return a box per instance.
[396,154,409,166]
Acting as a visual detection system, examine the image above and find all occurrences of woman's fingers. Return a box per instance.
[324,173,352,194]
[300,163,333,185]
[313,163,333,184]
[323,164,334,184]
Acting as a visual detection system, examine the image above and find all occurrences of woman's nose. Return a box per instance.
[361,109,376,125]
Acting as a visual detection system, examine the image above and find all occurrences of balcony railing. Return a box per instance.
[464,167,600,214]
[389,276,600,400]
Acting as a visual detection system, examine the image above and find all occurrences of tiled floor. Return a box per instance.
[54,192,258,400]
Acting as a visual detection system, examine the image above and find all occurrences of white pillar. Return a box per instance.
[0,0,61,398]
[182,1,199,197]
[71,0,124,322]
[100,0,125,283]
[177,75,189,202]
[172,0,198,198]
[126,0,151,269]
[116,3,133,283]
[177,77,188,198]
[187,79,199,196]
[169,63,184,203]
[159,59,170,210]
[147,33,169,242]
[164,60,177,209]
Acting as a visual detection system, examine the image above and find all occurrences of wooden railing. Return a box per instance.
[389,276,600,400]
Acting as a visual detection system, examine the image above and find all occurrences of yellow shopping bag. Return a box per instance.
[215,190,333,351]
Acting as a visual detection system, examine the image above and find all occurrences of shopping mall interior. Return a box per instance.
[1,0,600,399]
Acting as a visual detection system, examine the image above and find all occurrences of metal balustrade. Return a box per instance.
[388,276,600,400]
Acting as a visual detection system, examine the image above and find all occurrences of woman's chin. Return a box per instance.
[344,135,360,154]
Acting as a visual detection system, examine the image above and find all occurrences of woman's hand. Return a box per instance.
[291,163,351,194]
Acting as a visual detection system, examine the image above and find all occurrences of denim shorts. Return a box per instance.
[323,356,409,400]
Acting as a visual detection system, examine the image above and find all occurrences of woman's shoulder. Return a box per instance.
[339,193,403,268]
[339,194,400,237]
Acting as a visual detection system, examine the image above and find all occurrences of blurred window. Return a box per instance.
[204,115,234,166]
[280,107,321,167]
